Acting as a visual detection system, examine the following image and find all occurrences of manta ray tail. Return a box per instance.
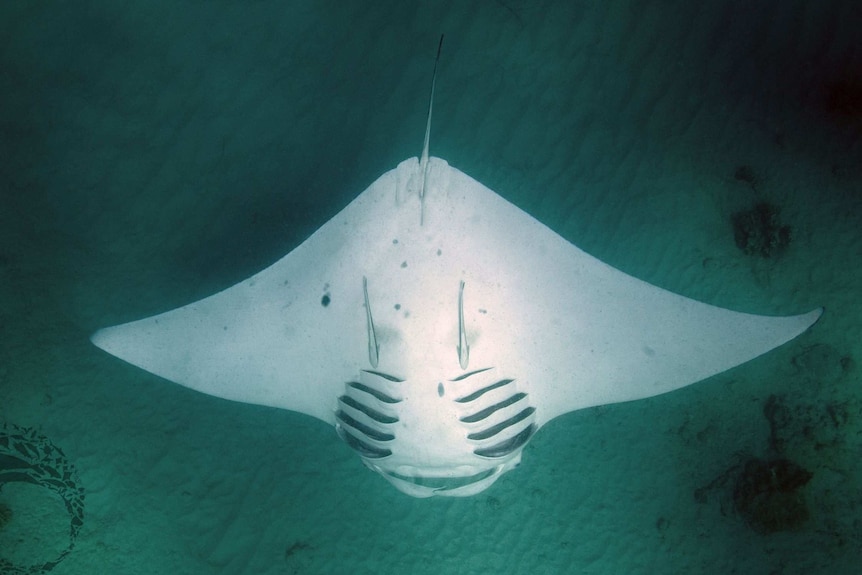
[419,34,444,225]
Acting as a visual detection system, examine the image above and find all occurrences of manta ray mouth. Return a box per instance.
[385,467,499,491]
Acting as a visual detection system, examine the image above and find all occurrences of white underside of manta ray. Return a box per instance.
[92,37,822,498]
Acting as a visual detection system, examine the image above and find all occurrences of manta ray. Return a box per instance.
[92,37,821,497]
